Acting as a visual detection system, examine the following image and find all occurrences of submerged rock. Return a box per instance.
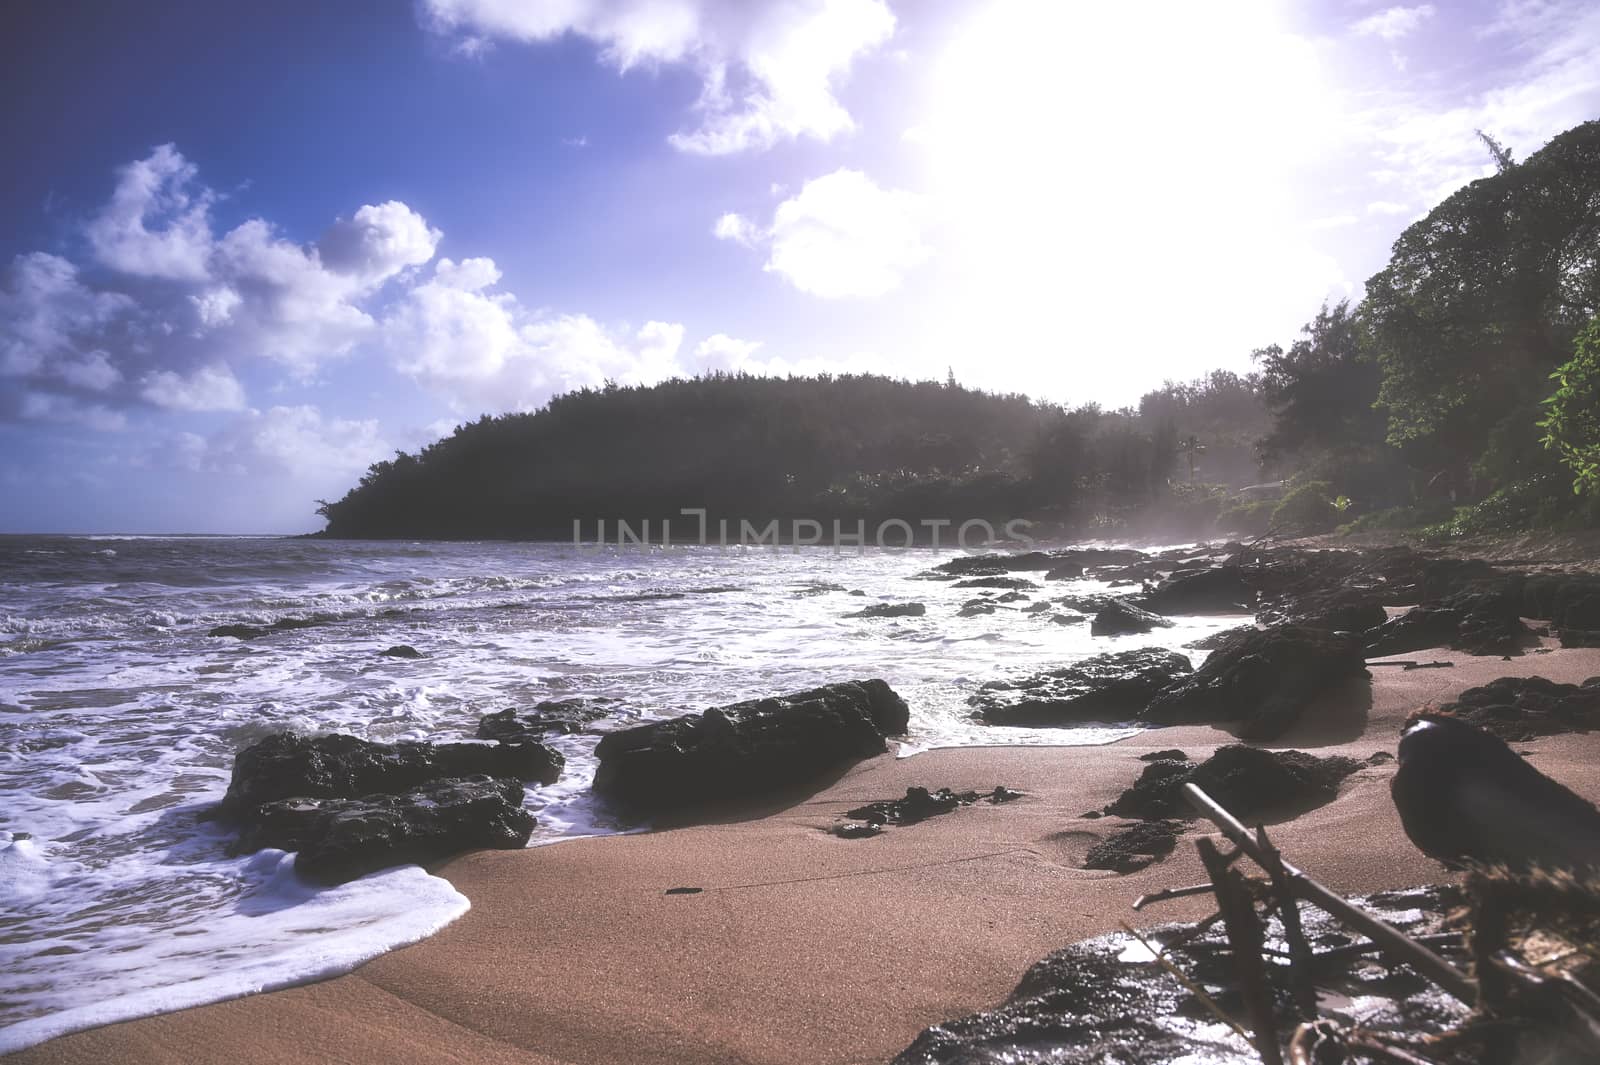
[477,698,611,741]
[1143,625,1368,739]
[953,576,1038,591]
[207,615,334,640]
[1105,745,1363,821]
[592,679,909,809]
[847,601,926,619]
[1090,598,1173,637]
[1434,675,1600,741]
[234,775,534,885]
[970,648,1193,727]
[379,644,423,659]
[1082,819,1183,873]
[894,886,1466,1065]
[1394,714,1600,872]
[217,731,563,818]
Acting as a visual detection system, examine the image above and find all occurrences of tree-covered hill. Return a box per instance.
[316,371,1270,540]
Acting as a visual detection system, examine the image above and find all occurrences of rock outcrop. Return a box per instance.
[970,648,1192,727]
[1143,565,1250,615]
[218,731,562,817]
[1435,675,1600,741]
[214,731,561,883]
[592,679,910,809]
[1090,598,1173,637]
[1365,585,1531,657]
[234,776,535,884]
[1143,625,1368,739]
[1105,745,1363,821]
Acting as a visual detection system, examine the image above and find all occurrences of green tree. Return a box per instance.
[1364,121,1600,493]
[1540,316,1600,497]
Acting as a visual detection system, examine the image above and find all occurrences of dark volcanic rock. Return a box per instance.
[894,886,1465,1065]
[1082,819,1183,873]
[1043,563,1083,580]
[1184,624,1257,650]
[592,679,909,809]
[1105,745,1363,821]
[1264,588,1388,632]
[477,699,611,741]
[1144,565,1250,615]
[957,600,996,617]
[1562,629,1600,648]
[935,548,1146,577]
[208,615,334,640]
[1365,585,1531,657]
[847,601,926,619]
[217,731,563,819]
[1090,598,1173,637]
[1143,625,1368,739]
[953,576,1037,590]
[970,648,1193,727]
[235,775,534,884]
[841,786,1020,828]
[379,644,423,659]
[1521,573,1600,628]
[1435,675,1600,741]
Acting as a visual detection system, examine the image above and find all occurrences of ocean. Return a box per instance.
[0,535,1238,1052]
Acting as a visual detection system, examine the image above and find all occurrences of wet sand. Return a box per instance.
[13,642,1600,1065]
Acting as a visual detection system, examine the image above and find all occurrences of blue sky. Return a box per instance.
[3,0,1598,533]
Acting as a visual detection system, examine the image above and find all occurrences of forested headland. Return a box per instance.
[318,121,1600,542]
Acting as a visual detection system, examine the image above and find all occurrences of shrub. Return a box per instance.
[1270,481,1338,535]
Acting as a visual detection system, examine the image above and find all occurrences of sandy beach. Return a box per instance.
[13,641,1600,1065]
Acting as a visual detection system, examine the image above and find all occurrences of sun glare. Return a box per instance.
[914,0,1347,403]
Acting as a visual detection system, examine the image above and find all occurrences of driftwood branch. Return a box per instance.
[1182,782,1479,1005]
[1199,836,1284,1065]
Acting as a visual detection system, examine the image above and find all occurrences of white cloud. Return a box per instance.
[386,257,690,410]
[693,333,762,372]
[1,145,445,425]
[176,405,388,476]
[0,253,131,379]
[317,201,441,285]
[420,0,895,154]
[712,212,759,246]
[720,169,930,299]
[1366,200,1413,215]
[139,363,247,412]
[85,144,215,282]
[1353,5,1436,41]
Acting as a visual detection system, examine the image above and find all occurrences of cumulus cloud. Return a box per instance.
[85,144,215,282]
[139,363,247,412]
[1353,5,1436,41]
[172,405,388,476]
[692,332,763,372]
[385,256,690,410]
[419,0,895,154]
[717,168,929,298]
[1,145,443,426]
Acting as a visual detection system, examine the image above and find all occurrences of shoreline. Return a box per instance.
[12,641,1600,1065]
